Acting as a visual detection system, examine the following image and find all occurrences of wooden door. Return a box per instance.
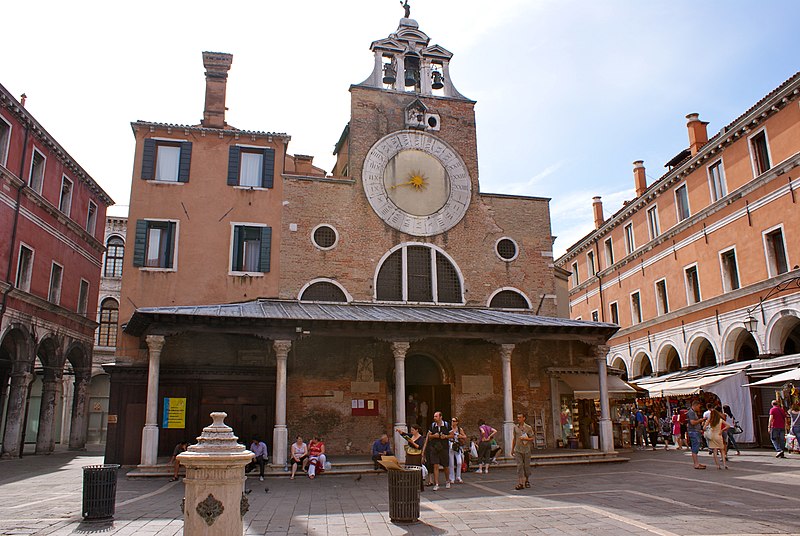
[122,403,145,465]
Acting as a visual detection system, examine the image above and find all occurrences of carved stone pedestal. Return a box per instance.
[177,412,254,535]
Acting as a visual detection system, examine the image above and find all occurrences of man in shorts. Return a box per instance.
[686,399,706,470]
[427,411,452,490]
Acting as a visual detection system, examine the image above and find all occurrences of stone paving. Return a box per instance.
[1,447,800,535]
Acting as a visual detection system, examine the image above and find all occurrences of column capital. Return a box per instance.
[499,343,515,362]
[145,335,166,353]
[391,341,410,359]
[593,344,610,360]
[273,339,292,358]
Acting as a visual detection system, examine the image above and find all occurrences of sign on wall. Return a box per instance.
[351,398,379,416]
[162,397,186,429]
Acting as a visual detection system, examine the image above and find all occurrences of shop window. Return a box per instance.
[604,237,614,268]
[48,262,63,305]
[708,160,727,202]
[77,279,89,316]
[227,146,275,188]
[104,236,124,277]
[133,220,177,269]
[141,139,192,182]
[375,244,462,304]
[763,227,789,277]
[624,223,635,254]
[97,298,119,347]
[750,130,771,176]
[630,291,642,324]
[29,148,45,193]
[231,225,272,273]
[646,206,660,240]
[655,279,669,315]
[719,248,740,292]
[684,265,701,304]
[15,244,34,292]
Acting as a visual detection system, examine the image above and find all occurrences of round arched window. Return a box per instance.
[300,281,348,302]
[375,245,462,304]
[489,289,529,309]
[312,225,338,250]
[495,238,518,261]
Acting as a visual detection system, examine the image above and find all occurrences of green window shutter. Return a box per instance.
[259,227,272,273]
[178,142,192,182]
[141,139,156,180]
[227,146,241,186]
[261,148,275,188]
[132,219,148,267]
[164,222,176,269]
[232,226,242,271]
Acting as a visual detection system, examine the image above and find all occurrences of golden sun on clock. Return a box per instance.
[384,149,449,216]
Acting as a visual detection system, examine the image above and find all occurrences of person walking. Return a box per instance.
[646,410,659,451]
[512,412,534,490]
[671,409,684,450]
[634,408,646,449]
[448,417,467,484]
[705,408,729,469]
[790,403,800,450]
[475,419,497,474]
[427,411,452,490]
[768,400,788,458]
[686,399,706,470]
[722,405,741,455]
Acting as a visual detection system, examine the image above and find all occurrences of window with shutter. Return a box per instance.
[230,224,271,273]
[227,146,275,188]
[142,139,192,182]
[133,220,177,269]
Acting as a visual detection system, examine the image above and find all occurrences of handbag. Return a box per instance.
[786,433,798,452]
[404,445,422,456]
[732,421,743,435]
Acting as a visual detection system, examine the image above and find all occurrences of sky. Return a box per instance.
[3,1,798,257]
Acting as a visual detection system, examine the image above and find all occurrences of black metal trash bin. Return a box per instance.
[82,464,120,520]
[388,466,421,524]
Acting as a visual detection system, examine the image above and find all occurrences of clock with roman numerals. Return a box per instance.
[362,130,471,236]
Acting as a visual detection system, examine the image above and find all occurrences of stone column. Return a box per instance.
[595,345,614,453]
[391,341,410,463]
[178,412,253,535]
[272,340,292,468]
[59,376,74,446]
[499,344,515,457]
[140,335,165,467]
[1,369,33,458]
[68,374,91,450]
[35,375,62,455]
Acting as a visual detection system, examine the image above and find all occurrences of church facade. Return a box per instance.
[107,15,618,467]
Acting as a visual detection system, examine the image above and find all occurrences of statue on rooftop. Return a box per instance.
[400,0,411,18]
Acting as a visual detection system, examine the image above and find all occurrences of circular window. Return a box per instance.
[495,238,518,261]
[312,224,338,250]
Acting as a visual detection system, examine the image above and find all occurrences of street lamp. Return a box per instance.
[742,275,800,333]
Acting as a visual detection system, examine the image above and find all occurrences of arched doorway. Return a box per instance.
[783,322,800,355]
[405,354,451,427]
[766,311,800,355]
[610,357,628,381]
[631,352,653,379]
[664,346,681,373]
[732,330,759,362]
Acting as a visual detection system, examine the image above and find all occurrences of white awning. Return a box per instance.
[745,367,800,387]
[559,374,637,400]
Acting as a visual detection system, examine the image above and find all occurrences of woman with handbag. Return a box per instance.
[704,409,729,469]
[396,425,424,466]
[448,417,467,484]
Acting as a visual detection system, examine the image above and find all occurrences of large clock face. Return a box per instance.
[362,130,471,236]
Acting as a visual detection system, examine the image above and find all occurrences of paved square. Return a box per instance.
[1,448,799,535]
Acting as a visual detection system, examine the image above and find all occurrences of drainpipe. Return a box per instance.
[0,122,30,326]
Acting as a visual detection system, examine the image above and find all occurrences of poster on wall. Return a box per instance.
[351,398,379,416]
[162,397,186,429]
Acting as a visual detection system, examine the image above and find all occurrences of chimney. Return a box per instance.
[201,51,233,129]
[633,160,647,197]
[294,155,314,175]
[686,113,709,155]
[592,196,604,229]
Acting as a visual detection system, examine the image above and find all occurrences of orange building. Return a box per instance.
[555,72,800,445]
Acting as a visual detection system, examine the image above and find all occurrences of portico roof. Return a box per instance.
[125,299,618,342]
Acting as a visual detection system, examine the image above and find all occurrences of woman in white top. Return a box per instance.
[448,417,467,484]
[290,436,308,480]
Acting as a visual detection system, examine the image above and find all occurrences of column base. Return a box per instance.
[140,424,159,466]
[273,425,288,468]
[598,418,614,453]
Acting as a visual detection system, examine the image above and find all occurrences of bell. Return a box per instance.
[404,69,418,87]
[431,71,444,90]
[382,63,397,85]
